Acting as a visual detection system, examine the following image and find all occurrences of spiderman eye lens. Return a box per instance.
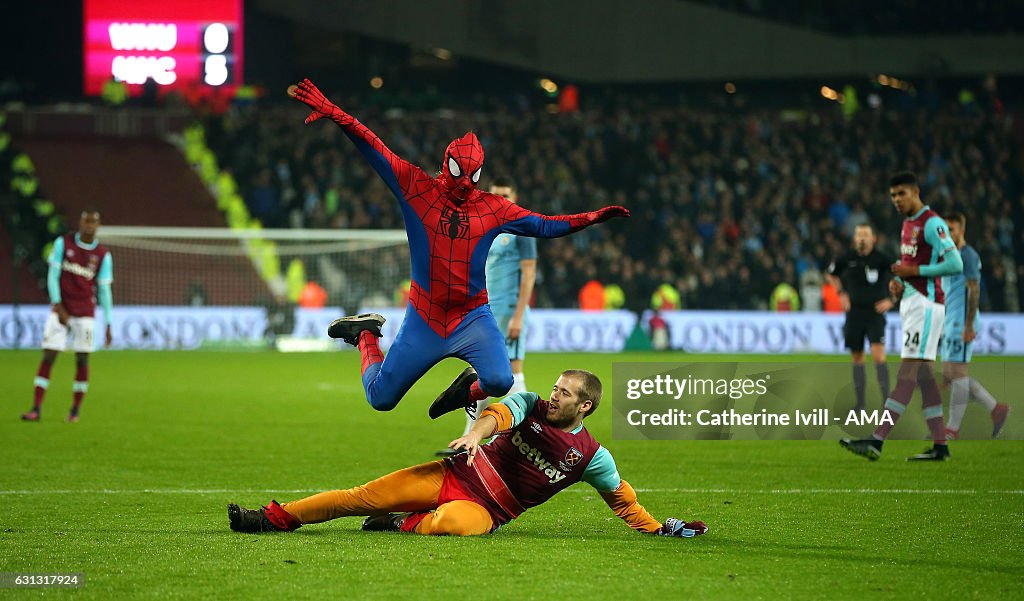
[471,168,482,183]
[447,157,461,177]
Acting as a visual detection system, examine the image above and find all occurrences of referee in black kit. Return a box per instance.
[827,224,895,411]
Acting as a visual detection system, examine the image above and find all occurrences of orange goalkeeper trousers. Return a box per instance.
[281,460,493,536]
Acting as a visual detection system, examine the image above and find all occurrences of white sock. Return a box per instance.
[947,377,970,431]
[509,372,527,394]
[462,398,491,436]
[461,373,526,436]
[969,378,999,411]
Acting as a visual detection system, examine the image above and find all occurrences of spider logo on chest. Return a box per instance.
[439,207,470,240]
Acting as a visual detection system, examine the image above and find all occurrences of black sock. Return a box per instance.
[875,362,890,405]
[853,364,866,407]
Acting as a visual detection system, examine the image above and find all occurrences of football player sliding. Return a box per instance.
[229,370,707,538]
[288,79,629,418]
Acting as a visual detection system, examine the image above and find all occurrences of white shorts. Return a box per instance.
[899,293,945,360]
[42,312,97,353]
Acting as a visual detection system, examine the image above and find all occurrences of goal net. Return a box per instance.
[99,226,410,313]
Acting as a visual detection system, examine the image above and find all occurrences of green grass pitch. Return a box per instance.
[1,350,1021,600]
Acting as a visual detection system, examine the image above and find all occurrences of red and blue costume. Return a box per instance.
[293,79,629,411]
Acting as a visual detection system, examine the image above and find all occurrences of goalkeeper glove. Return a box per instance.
[659,517,707,538]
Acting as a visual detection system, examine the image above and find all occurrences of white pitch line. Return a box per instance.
[631,488,1024,494]
[0,489,326,495]
[0,488,1021,495]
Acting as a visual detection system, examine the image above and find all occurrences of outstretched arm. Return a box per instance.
[498,201,630,239]
[291,79,421,199]
[446,393,538,465]
[586,448,707,536]
[599,479,664,533]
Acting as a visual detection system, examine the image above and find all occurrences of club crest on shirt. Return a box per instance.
[530,421,543,434]
[563,447,584,467]
[902,226,921,256]
[865,267,879,283]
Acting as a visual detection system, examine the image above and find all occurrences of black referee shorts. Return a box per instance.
[843,310,886,351]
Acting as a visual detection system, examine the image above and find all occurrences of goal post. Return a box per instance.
[99,226,410,313]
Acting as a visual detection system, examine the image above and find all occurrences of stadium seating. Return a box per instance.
[13,137,222,227]
[0,219,47,304]
[690,0,1024,34]
[7,135,266,305]
[209,93,1021,313]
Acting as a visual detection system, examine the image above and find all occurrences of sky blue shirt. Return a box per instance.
[942,244,981,326]
[485,233,537,308]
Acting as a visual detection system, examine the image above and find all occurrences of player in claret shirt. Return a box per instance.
[287,79,629,418]
[228,369,707,539]
[21,208,113,423]
[841,173,962,461]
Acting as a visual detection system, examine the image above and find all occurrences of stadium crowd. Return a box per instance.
[208,87,1022,314]
[693,0,1024,35]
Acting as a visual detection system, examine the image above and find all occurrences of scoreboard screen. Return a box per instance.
[84,0,243,96]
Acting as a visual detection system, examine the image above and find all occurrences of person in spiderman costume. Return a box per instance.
[289,78,629,418]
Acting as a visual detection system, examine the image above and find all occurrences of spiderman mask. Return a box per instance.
[438,132,484,203]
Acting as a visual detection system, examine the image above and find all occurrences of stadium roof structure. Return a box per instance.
[255,0,1024,82]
